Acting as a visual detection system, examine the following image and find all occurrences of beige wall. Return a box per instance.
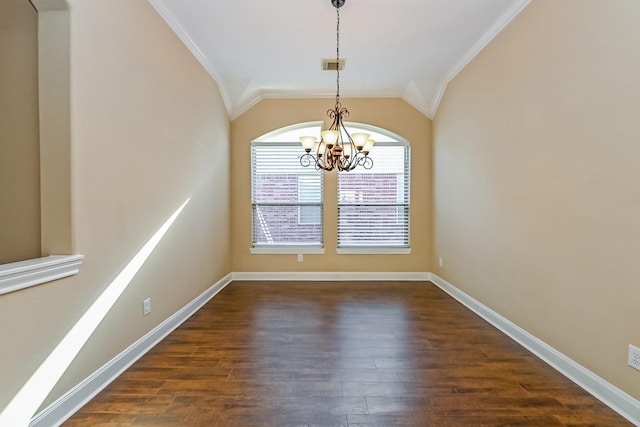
[231,98,432,273]
[0,0,231,416]
[0,0,41,264]
[433,0,640,399]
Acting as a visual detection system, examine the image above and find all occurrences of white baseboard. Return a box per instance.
[231,271,431,281]
[29,273,233,427]
[429,273,640,426]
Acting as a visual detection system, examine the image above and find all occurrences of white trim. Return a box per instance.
[336,248,411,255]
[29,273,233,427]
[251,141,313,147]
[147,0,233,117]
[251,122,408,146]
[0,255,84,296]
[30,0,69,11]
[400,94,433,120]
[428,0,532,117]
[252,121,323,143]
[260,89,401,100]
[231,93,263,121]
[233,91,402,121]
[429,273,640,426]
[343,122,409,145]
[401,80,430,119]
[250,247,325,255]
[232,271,430,282]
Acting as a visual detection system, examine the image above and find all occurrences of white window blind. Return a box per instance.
[337,145,410,248]
[252,144,323,247]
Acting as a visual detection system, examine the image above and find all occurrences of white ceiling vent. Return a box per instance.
[322,58,345,71]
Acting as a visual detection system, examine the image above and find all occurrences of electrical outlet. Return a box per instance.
[629,345,640,371]
[438,257,443,267]
[298,253,303,262]
[143,298,151,316]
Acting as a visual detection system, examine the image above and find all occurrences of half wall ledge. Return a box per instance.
[0,255,84,295]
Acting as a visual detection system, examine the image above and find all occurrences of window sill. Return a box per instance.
[250,246,325,255]
[0,255,84,296]
[337,247,411,255]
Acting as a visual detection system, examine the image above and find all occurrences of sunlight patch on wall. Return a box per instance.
[0,199,190,426]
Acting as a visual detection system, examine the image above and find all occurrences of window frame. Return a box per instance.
[250,124,325,255]
[336,124,411,255]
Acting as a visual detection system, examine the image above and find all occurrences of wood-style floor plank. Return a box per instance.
[64,281,631,426]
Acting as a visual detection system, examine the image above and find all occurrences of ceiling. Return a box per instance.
[149,0,531,120]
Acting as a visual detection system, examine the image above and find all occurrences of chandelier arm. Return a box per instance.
[321,155,333,171]
[300,153,315,168]
[354,152,373,170]
[363,156,373,169]
[337,110,357,161]
[328,108,340,130]
[344,153,358,171]
[320,145,335,172]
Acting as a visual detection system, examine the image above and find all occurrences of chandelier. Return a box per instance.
[299,0,375,172]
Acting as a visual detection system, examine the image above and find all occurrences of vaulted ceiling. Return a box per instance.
[149,0,531,119]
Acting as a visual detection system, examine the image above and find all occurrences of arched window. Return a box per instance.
[250,121,410,254]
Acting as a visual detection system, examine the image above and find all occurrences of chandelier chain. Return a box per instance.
[298,0,374,172]
[336,6,340,105]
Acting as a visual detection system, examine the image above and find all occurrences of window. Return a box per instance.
[298,176,321,225]
[337,127,410,252]
[251,124,324,253]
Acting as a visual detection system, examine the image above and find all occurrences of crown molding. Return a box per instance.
[401,94,433,120]
[429,0,532,117]
[230,94,264,121]
[31,0,69,11]
[231,90,406,121]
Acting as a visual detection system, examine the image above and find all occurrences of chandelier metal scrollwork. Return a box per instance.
[299,0,375,172]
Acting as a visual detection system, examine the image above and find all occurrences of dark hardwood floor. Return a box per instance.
[64,281,631,426]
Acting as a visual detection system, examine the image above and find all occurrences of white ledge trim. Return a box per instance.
[0,255,84,296]
[250,247,325,255]
[337,247,411,255]
[232,271,430,281]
